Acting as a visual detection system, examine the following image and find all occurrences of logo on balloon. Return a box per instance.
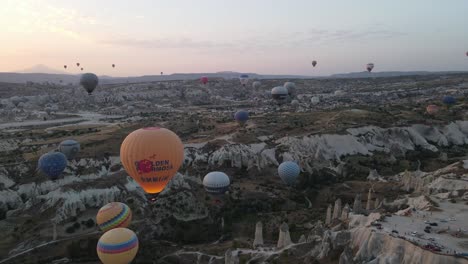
[135,159,174,174]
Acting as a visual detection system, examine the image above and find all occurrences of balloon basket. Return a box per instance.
[146,193,160,203]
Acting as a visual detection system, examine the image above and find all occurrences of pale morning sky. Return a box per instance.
[0,0,467,76]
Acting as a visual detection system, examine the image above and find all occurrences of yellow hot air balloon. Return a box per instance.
[97,228,139,264]
[120,127,184,194]
[96,202,132,232]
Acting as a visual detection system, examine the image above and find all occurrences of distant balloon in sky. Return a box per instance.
[96,202,132,232]
[64,65,67,69]
[76,63,80,67]
[252,81,261,89]
[38,152,67,180]
[426,105,439,115]
[112,64,115,68]
[80,73,99,95]
[81,68,83,71]
[200,76,208,85]
[312,60,317,67]
[366,63,374,72]
[234,110,249,126]
[240,74,249,87]
[58,139,80,160]
[97,228,139,264]
[271,86,289,102]
[466,51,468,57]
[161,72,163,75]
[278,161,300,186]
[120,127,184,195]
[203,171,230,194]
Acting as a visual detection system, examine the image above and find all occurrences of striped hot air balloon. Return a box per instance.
[96,202,132,232]
[97,228,139,264]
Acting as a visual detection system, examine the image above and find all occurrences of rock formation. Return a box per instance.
[277,222,292,248]
[366,188,373,211]
[253,221,263,248]
[332,198,342,220]
[326,204,332,225]
[374,198,380,209]
[341,203,350,221]
[353,194,362,214]
[298,234,306,243]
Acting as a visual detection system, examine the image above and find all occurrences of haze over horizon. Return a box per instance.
[1,0,467,77]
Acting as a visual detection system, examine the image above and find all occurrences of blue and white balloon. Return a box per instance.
[38,152,68,180]
[58,139,80,160]
[234,110,249,126]
[203,171,230,194]
[278,161,300,186]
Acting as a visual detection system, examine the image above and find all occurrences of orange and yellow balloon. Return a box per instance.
[97,227,139,264]
[426,104,439,115]
[96,202,132,232]
[120,127,184,194]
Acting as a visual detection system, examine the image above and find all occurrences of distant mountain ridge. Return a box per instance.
[0,67,467,84]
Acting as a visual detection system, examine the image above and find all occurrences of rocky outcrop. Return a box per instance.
[333,198,342,220]
[277,222,292,248]
[326,204,332,225]
[350,227,468,264]
[353,194,363,214]
[341,204,350,221]
[253,221,264,248]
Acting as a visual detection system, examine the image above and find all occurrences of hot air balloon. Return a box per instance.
[76,63,80,67]
[81,67,83,71]
[312,60,317,67]
[38,152,67,180]
[426,105,439,115]
[80,73,99,95]
[203,171,230,194]
[240,74,249,87]
[97,228,139,264]
[161,72,163,75]
[466,51,468,57]
[58,139,80,160]
[271,86,289,103]
[366,63,374,72]
[200,76,208,85]
[234,110,249,126]
[310,96,320,105]
[284,82,296,98]
[112,64,115,68]
[96,202,132,232]
[291,99,299,107]
[64,65,67,69]
[120,128,184,198]
[252,81,261,89]
[278,161,300,186]
[442,96,456,106]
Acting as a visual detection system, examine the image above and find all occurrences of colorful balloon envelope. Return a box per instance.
[426,105,439,115]
[38,152,68,180]
[120,127,184,194]
[366,63,374,72]
[58,139,80,160]
[278,161,300,186]
[97,202,132,232]
[200,76,208,85]
[80,73,99,95]
[234,110,249,126]
[97,228,139,264]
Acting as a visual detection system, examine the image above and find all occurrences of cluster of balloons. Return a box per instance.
[96,202,138,264]
[37,139,81,180]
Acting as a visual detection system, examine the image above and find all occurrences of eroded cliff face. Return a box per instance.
[347,227,468,264]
